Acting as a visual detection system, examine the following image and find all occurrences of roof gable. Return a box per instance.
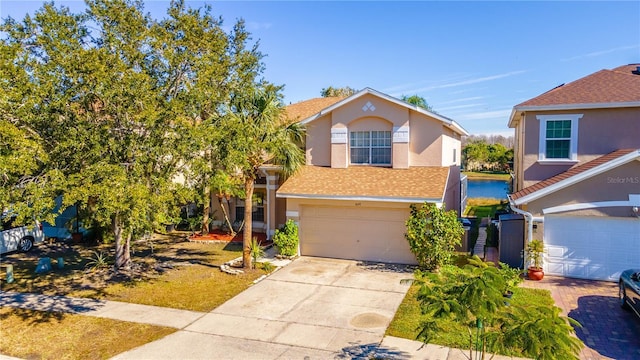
[287,88,469,136]
[285,96,346,122]
[510,149,640,205]
[516,64,640,108]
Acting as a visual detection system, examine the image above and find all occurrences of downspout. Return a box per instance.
[509,195,533,269]
[508,196,533,244]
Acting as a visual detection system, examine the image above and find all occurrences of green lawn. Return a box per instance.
[464,199,508,251]
[463,171,511,181]
[386,283,555,356]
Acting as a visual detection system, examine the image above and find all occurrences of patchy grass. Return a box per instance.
[95,262,263,312]
[386,283,555,353]
[0,307,175,360]
[1,233,269,312]
[463,171,511,181]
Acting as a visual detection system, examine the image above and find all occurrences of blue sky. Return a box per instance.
[2,1,639,136]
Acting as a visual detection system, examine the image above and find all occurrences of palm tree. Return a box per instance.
[216,86,305,268]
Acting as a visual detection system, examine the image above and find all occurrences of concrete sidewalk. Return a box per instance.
[0,291,206,329]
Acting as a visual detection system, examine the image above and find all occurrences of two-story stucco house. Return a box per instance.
[273,88,469,265]
[507,64,640,281]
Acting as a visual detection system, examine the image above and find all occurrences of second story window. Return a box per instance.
[545,120,571,158]
[537,114,581,162]
[350,131,391,165]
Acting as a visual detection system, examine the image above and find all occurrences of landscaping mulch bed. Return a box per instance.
[188,230,269,245]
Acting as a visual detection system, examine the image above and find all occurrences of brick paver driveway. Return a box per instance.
[523,276,640,360]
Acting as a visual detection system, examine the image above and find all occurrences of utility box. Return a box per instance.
[498,214,525,268]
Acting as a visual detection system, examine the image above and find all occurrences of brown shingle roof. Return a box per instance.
[516,64,640,107]
[277,165,450,201]
[510,149,638,201]
[285,97,346,122]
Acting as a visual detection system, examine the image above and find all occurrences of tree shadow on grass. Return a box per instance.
[0,292,107,325]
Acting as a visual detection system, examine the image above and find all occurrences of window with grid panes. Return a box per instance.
[350,131,391,165]
[545,120,571,159]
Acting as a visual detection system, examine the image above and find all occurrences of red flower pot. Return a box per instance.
[528,267,544,281]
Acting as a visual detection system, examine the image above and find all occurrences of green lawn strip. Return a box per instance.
[463,172,511,181]
[0,306,175,360]
[464,199,507,252]
[387,284,554,355]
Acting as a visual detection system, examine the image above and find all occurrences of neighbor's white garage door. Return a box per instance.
[544,215,640,281]
[300,205,417,264]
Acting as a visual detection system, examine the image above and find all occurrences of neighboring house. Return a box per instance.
[507,64,640,281]
[273,88,469,264]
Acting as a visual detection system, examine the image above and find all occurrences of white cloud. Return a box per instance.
[561,45,640,62]
[455,109,512,121]
[437,103,484,111]
[438,96,486,105]
[403,70,527,93]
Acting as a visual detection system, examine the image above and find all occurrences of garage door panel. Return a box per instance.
[300,205,416,265]
[544,215,640,281]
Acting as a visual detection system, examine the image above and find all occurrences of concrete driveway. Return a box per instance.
[523,276,640,360]
[113,257,413,359]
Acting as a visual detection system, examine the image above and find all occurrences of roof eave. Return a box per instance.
[275,192,443,204]
[511,149,640,205]
[298,88,470,136]
[514,101,640,113]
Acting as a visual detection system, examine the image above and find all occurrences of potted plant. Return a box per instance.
[526,239,545,280]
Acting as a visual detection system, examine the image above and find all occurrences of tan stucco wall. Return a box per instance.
[408,111,444,166]
[393,142,409,169]
[519,107,640,188]
[304,93,460,168]
[305,115,331,166]
[441,129,462,167]
[443,165,462,215]
[525,160,640,217]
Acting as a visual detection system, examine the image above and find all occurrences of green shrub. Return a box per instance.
[272,219,298,257]
[415,256,582,359]
[497,262,522,293]
[405,202,464,271]
[250,237,264,269]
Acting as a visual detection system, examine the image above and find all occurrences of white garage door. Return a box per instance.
[544,215,640,281]
[300,205,417,264]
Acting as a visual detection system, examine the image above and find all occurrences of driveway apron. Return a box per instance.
[522,275,640,360]
[113,257,413,359]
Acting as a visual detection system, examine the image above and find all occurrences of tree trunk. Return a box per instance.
[218,196,236,236]
[113,214,131,270]
[242,177,254,269]
[202,183,210,234]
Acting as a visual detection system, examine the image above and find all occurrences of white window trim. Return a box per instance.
[537,114,582,163]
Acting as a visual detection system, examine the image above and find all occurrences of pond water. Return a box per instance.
[467,179,509,199]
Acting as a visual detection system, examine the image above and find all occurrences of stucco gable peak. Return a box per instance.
[298,87,469,136]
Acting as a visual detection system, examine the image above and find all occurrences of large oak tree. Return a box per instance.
[1,0,265,269]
